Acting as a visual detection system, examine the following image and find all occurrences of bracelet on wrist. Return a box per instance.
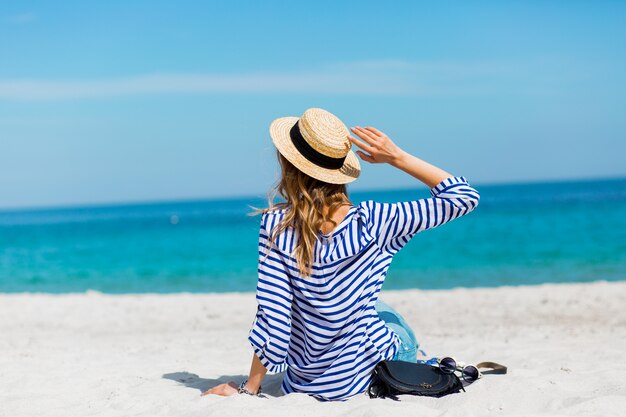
[238,379,262,396]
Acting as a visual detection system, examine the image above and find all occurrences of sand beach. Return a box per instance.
[1,281,625,417]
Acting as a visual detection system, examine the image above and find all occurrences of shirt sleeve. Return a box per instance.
[363,175,481,254]
[247,214,293,374]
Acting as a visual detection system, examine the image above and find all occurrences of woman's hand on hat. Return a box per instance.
[349,126,405,165]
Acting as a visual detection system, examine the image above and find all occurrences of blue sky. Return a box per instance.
[1,1,625,209]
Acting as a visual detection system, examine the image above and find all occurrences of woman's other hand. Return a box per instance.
[349,126,406,165]
[201,381,239,396]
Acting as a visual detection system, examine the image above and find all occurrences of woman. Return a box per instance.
[204,108,480,401]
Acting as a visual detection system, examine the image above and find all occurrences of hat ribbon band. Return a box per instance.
[290,121,346,170]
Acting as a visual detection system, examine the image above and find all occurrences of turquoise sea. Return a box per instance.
[1,177,625,293]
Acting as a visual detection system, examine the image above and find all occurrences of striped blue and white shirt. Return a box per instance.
[248,176,480,401]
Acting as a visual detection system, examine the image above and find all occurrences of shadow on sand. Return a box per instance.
[162,371,286,397]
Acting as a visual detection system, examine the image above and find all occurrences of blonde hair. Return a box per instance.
[256,151,352,277]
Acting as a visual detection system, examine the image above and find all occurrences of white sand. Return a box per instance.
[1,281,625,417]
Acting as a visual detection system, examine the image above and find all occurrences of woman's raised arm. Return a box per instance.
[350,126,480,254]
[349,126,453,187]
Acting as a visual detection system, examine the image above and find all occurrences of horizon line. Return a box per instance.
[1,173,624,214]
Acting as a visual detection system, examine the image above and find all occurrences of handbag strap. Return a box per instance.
[476,361,507,375]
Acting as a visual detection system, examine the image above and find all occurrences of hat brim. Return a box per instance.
[269,116,361,185]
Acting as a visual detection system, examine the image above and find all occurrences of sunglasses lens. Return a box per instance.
[463,366,480,382]
[439,357,456,374]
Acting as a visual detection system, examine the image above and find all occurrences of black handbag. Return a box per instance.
[367,360,465,400]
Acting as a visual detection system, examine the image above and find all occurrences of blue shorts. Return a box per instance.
[375,298,419,363]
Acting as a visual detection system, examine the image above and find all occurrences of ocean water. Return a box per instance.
[1,177,625,293]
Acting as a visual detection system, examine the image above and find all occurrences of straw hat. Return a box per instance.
[269,108,360,184]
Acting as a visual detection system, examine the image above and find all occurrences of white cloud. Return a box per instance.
[6,12,36,24]
[0,59,556,101]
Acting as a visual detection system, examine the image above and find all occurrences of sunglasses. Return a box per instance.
[437,357,482,382]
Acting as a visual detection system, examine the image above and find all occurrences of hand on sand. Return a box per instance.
[201,381,239,396]
[348,126,404,165]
